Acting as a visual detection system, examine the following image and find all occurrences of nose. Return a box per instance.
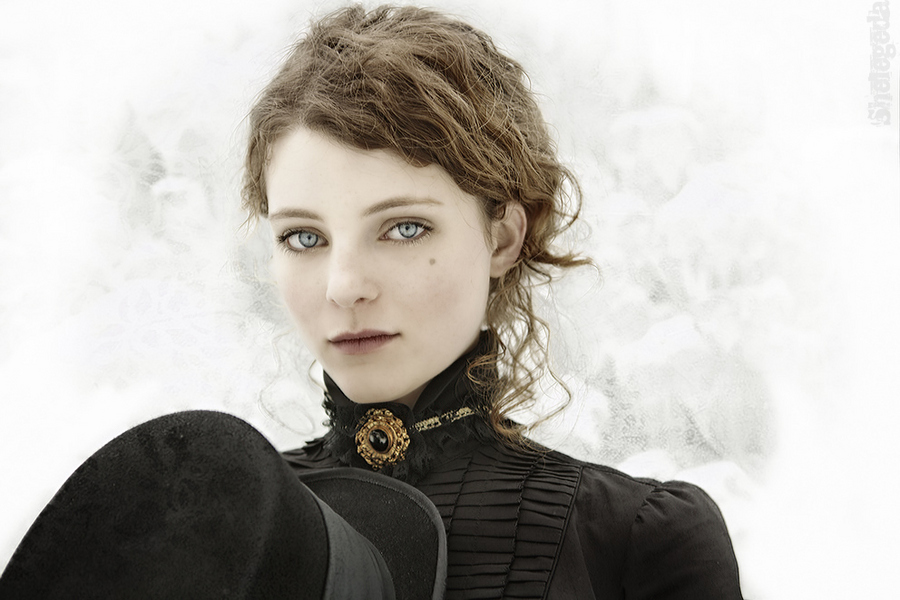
[325,245,379,308]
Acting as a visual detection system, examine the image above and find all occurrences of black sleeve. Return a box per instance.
[621,480,743,599]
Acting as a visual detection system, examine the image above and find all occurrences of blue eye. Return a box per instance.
[397,222,420,238]
[283,230,321,250]
[385,221,430,241]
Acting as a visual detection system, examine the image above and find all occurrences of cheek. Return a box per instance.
[412,252,491,325]
[272,259,322,330]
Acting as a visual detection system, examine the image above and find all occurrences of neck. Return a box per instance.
[391,381,429,409]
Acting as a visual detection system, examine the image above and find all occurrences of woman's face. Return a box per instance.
[266,127,502,407]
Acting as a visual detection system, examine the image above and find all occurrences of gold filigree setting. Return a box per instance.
[355,409,410,469]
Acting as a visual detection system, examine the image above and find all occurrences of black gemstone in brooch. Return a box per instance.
[355,408,410,469]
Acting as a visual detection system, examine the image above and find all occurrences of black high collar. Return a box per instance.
[321,331,498,483]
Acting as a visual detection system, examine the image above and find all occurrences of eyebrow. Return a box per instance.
[268,207,321,221]
[363,197,442,217]
[268,197,442,221]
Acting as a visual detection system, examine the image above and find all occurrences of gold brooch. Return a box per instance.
[355,409,410,469]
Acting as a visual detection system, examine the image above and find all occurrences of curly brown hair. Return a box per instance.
[243,4,591,444]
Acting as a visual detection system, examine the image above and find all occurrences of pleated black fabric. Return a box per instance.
[282,334,744,599]
[417,445,580,599]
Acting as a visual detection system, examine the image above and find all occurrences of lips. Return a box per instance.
[329,330,399,355]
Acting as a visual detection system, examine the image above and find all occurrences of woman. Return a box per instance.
[0,4,743,599]
[246,4,743,599]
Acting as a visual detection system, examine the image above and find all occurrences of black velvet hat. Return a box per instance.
[0,411,447,600]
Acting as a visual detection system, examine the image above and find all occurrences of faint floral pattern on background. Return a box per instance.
[1,1,897,597]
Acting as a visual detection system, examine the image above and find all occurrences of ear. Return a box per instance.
[490,202,527,278]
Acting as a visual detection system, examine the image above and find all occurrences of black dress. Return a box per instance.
[283,335,744,599]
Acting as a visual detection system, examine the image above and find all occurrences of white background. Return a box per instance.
[1,0,898,597]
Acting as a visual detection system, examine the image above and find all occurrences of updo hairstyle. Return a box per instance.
[243,4,590,443]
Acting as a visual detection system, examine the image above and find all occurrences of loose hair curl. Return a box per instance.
[243,4,591,445]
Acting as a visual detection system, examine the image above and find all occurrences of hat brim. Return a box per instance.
[298,468,447,600]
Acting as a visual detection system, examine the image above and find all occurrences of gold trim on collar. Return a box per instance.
[413,407,475,432]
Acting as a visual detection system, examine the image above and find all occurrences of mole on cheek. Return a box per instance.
[429,258,436,265]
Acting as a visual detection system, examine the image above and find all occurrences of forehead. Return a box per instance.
[265,127,477,218]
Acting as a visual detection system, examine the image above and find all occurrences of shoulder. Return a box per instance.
[620,477,743,598]
[544,449,662,518]
[545,449,734,535]
[546,450,743,599]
